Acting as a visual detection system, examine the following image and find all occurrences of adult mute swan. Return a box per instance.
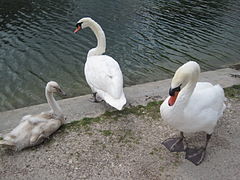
[74,17,126,110]
[0,81,66,151]
[160,61,225,165]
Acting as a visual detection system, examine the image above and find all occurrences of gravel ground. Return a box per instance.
[0,86,240,180]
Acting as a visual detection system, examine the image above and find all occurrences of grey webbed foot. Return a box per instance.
[162,137,185,152]
[185,147,206,166]
[88,97,103,103]
[88,93,103,103]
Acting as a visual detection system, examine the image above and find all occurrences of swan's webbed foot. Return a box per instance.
[162,132,185,152]
[185,134,212,166]
[230,74,240,78]
[185,147,206,166]
[88,93,103,103]
[162,137,185,152]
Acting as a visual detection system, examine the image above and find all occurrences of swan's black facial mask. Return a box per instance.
[169,85,181,96]
[74,22,83,33]
[168,85,181,106]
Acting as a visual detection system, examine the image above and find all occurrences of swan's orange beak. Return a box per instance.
[168,91,179,106]
[74,26,81,33]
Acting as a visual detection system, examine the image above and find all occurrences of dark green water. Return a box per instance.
[0,0,240,111]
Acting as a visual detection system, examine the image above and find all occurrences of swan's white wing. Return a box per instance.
[3,113,62,150]
[85,55,124,99]
[194,82,213,90]
[185,83,225,133]
[188,82,225,113]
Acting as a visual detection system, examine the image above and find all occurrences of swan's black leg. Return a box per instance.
[162,131,185,152]
[88,92,103,103]
[185,134,212,166]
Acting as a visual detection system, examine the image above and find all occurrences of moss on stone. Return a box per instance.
[101,130,112,136]
[57,84,240,135]
[117,129,141,145]
[60,117,101,132]
[60,100,164,133]
[58,83,240,134]
[224,85,240,98]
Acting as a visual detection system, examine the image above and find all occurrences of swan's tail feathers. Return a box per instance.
[0,139,15,149]
[215,84,226,115]
[104,93,127,110]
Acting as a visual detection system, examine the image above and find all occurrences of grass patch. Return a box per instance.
[0,137,3,140]
[145,101,163,119]
[60,100,164,132]
[224,85,240,98]
[101,130,112,136]
[60,117,101,132]
[117,129,141,144]
[57,83,240,135]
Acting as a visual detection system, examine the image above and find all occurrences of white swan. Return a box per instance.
[160,61,225,165]
[0,81,66,151]
[74,17,126,110]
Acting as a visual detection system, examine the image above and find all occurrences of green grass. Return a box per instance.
[58,84,240,134]
[60,100,164,132]
[224,85,240,98]
[101,130,112,136]
[60,117,101,132]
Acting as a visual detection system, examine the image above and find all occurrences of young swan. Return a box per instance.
[74,17,126,110]
[0,81,66,151]
[160,61,225,165]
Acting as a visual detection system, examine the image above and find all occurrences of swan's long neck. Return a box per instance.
[174,75,198,109]
[87,20,106,57]
[45,89,63,116]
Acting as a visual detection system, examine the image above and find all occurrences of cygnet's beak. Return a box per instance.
[58,88,67,96]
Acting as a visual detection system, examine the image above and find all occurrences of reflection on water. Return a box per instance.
[0,0,240,111]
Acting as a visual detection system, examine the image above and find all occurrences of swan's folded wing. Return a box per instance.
[86,55,124,98]
[187,84,225,115]
[195,82,213,90]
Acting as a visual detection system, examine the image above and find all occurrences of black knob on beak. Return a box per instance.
[169,85,181,96]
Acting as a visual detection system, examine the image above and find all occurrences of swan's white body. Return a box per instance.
[75,17,126,110]
[0,81,65,151]
[160,61,225,134]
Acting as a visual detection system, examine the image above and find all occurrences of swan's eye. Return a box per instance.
[53,87,59,91]
[76,22,83,28]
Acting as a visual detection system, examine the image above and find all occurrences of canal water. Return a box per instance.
[0,0,240,111]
